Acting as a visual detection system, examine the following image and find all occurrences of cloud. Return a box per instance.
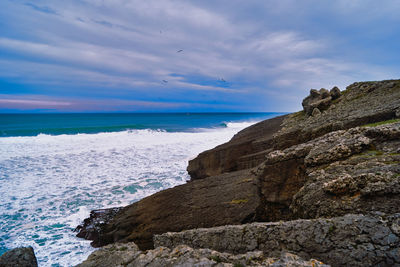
[0,0,399,112]
[23,2,58,15]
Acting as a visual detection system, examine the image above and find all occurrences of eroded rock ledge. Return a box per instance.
[76,242,328,267]
[76,79,400,266]
[154,213,400,267]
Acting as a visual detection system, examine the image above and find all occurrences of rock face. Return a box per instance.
[77,242,328,267]
[189,80,400,180]
[155,213,400,267]
[302,88,336,116]
[76,79,400,263]
[0,247,38,267]
[83,169,261,249]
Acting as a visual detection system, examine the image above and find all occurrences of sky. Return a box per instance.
[0,0,399,113]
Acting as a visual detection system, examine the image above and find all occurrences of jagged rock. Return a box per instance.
[0,247,38,267]
[302,88,333,115]
[290,123,400,219]
[76,242,328,267]
[311,107,321,116]
[154,213,400,267]
[75,207,123,247]
[330,86,341,100]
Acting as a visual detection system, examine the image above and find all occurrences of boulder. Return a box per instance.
[330,86,341,100]
[0,247,38,267]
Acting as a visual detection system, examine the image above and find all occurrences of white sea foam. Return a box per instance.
[0,121,259,266]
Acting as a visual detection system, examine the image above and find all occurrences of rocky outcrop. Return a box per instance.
[154,213,400,267]
[188,79,400,180]
[76,79,400,263]
[81,169,261,249]
[0,247,38,267]
[77,242,328,267]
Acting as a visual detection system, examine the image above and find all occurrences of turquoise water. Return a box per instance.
[0,112,283,266]
[0,113,281,137]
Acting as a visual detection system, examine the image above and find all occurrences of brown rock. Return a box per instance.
[83,169,261,250]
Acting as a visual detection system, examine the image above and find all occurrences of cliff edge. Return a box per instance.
[76,79,400,266]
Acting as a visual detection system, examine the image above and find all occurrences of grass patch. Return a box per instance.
[209,255,222,263]
[393,174,400,179]
[290,110,305,119]
[362,118,400,127]
[361,150,384,157]
[229,199,249,204]
[328,224,337,234]
[119,246,128,251]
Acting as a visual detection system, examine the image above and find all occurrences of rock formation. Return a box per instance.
[76,79,400,266]
[76,242,328,267]
[155,213,400,266]
[0,247,38,267]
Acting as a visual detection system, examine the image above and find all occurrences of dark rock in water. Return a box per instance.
[75,207,123,247]
[154,213,400,267]
[0,247,38,267]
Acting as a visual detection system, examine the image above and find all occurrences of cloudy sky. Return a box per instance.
[0,0,399,112]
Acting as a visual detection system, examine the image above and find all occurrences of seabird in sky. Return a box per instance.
[177,49,183,53]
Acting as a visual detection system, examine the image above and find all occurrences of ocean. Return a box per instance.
[0,112,282,266]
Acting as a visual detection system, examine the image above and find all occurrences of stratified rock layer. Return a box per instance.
[76,79,400,253]
[76,242,328,267]
[189,79,400,180]
[0,247,38,267]
[155,213,400,267]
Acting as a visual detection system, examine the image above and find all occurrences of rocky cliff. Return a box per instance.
[77,79,400,266]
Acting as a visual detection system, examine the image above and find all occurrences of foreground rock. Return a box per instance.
[0,247,38,267]
[82,169,261,249]
[77,242,328,267]
[155,213,400,267]
[76,79,400,253]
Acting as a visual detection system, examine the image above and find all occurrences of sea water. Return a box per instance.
[0,113,282,266]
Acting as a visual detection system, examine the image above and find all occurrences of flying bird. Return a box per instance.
[177,49,183,53]
[219,78,226,82]
[162,80,168,83]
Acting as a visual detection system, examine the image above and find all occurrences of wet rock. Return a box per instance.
[0,247,38,267]
[75,207,123,247]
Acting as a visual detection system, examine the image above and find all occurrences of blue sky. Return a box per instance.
[0,0,399,112]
